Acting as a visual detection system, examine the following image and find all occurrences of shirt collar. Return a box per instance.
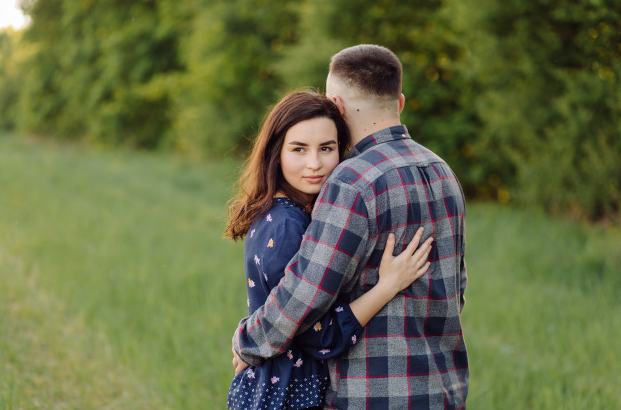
[345,125,411,159]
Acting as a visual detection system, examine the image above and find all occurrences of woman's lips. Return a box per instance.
[304,176,324,183]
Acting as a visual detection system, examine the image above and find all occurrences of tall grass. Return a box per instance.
[0,135,248,409]
[1,133,619,409]
[463,204,621,408]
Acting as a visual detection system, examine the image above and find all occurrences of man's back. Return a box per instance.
[319,126,468,409]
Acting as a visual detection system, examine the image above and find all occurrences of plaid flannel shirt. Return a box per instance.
[234,125,468,409]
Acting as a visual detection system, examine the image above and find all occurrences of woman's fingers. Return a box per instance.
[411,238,433,272]
[232,346,238,368]
[421,241,433,267]
[382,233,396,261]
[404,227,424,255]
[417,261,431,277]
[235,360,250,375]
[413,237,433,261]
[383,229,432,282]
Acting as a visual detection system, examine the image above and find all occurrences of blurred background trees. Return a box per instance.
[1,0,619,220]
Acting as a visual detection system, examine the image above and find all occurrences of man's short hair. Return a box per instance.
[329,44,402,100]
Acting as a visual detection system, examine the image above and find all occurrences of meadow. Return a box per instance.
[1,133,620,409]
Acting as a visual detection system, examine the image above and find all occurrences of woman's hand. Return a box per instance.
[378,227,433,297]
[346,228,433,327]
[232,345,250,375]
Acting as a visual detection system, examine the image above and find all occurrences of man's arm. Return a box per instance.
[233,178,369,365]
[459,220,467,313]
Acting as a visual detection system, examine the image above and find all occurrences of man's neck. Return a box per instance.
[348,116,402,147]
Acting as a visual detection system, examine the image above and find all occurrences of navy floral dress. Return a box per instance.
[227,198,363,410]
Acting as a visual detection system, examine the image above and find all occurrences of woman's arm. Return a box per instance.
[233,229,432,374]
[284,228,432,362]
[350,227,432,326]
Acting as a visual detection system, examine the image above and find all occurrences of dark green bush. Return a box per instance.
[460,0,621,219]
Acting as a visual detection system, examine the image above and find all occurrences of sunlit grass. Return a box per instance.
[463,204,621,409]
[0,135,248,409]
[1,133,619,409]
[0,247,165,410]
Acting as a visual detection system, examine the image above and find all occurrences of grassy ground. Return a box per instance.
[1,133,619,409]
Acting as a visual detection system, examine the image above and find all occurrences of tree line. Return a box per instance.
[0,0,619,220]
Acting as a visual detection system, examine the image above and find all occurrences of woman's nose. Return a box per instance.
[306,152,321,170]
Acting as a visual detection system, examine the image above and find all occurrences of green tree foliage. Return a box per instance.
[16,0,185,147]
[273,1,348,91]
[0,29,27,130]
[171,0,299,156]
[3,0,620,219]
[461,0,621,218]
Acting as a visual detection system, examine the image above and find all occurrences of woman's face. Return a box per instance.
[280,117,340,200]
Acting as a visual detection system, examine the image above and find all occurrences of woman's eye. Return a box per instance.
[293,147,305,153]
[321,146,334,152]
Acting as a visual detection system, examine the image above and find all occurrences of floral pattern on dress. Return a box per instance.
[229,198,362,410]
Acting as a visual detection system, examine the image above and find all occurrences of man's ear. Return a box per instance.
[398,93,405,114]
[333,95,346,117]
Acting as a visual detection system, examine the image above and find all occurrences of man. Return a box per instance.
[233,44,468,409]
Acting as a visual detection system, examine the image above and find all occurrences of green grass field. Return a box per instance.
[1,133,620,409]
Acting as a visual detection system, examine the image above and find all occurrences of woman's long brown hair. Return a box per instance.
[224,90,350,241]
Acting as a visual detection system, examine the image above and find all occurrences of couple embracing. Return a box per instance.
[224,44,468,410]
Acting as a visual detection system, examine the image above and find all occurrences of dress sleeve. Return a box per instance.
[261,218,307,291]
[233,179,369,365]
[292,298,363,360]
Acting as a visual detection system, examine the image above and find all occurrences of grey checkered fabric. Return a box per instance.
[234,125,468,409]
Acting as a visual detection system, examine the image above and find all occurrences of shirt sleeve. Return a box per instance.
[459,220,467,313]
[233,178,369,365]
[292,298,364,360]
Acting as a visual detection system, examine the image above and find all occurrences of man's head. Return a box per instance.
[326,45,405,139]
[328,44,402,97]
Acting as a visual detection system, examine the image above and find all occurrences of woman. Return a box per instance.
[224,90,432,410]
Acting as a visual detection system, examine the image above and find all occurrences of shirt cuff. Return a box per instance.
[233,328,264,367]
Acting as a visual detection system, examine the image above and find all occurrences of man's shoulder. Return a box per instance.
[332,138,448,186]
[381,138,447,166]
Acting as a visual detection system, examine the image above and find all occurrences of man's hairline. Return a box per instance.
[327,72,401,107]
